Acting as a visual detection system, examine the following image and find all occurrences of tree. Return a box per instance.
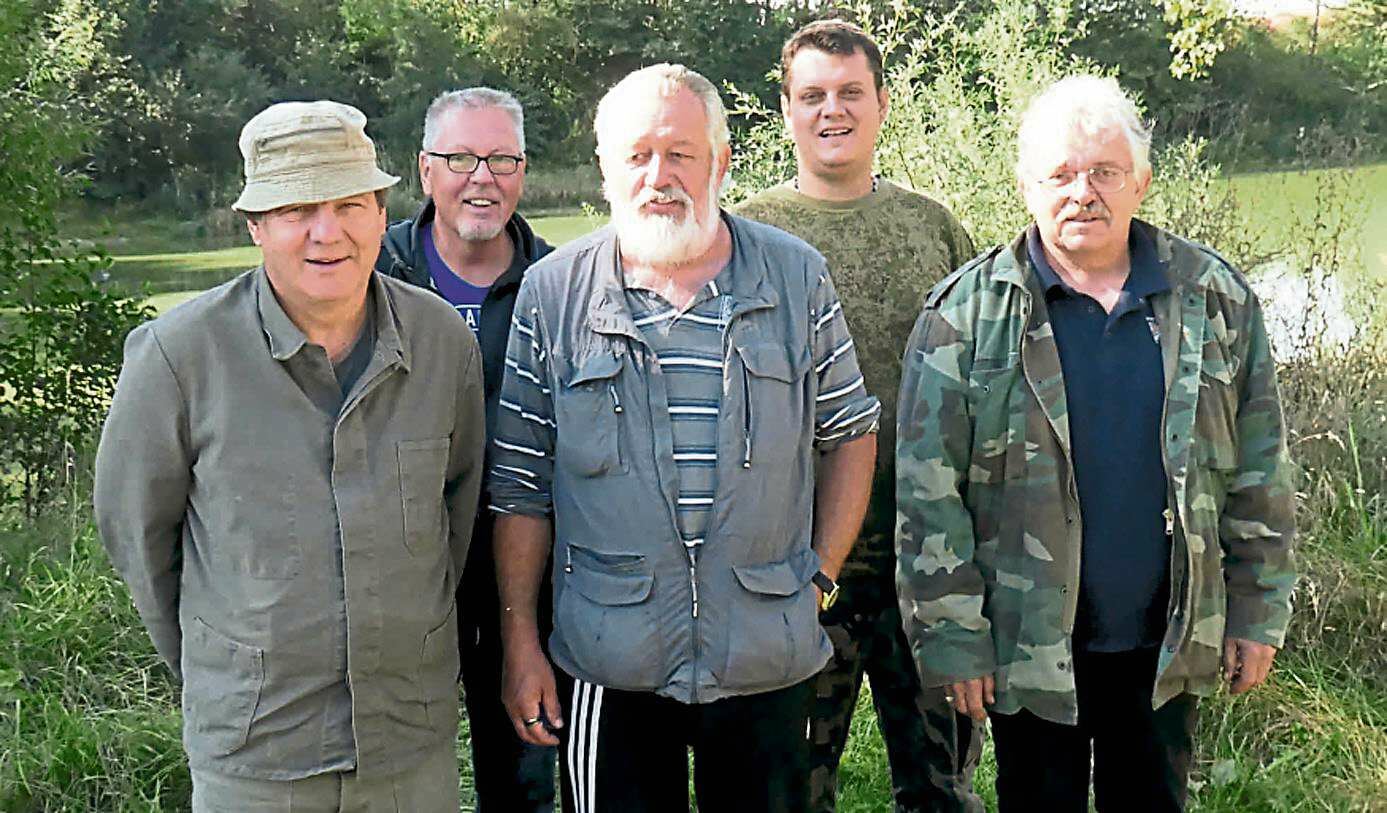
[0,0,152,518]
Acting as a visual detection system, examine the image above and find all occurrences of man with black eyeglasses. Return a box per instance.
[377,87,556,812]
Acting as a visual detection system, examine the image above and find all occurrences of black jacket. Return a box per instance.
[375,199,554,443]
[375,199,554,643]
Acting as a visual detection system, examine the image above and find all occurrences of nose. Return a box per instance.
[469,158,497,184]
[1067,170,1098,203]
[307,206,345,242]
[823,92,846,116]
[644,154,676,190]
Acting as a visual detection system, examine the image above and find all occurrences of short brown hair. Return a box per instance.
[780,19,884,98]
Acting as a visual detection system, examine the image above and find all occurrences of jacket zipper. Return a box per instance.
[740,362,753,469]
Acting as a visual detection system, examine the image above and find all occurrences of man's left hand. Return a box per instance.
[1223,637,1278,695]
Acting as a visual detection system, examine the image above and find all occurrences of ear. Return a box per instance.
[418,151,434,197]
[715,142,733,186]
[1132,165,1153,201]
[878,84,890,121]
[247,217,263,246]
[780,92,791,125]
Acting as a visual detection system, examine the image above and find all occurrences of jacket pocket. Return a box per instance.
[967,355,1024,485]
[182,617,264,757]
[724,547,824,688]
[554,352,626,477]
[555,543,659,688]
[398,437,451,556]
[736,342,811,464]
[421,602,460,729]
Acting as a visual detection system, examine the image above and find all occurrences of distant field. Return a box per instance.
[1226,162,1386,282]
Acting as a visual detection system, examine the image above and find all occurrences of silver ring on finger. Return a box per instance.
[523,716,542,726]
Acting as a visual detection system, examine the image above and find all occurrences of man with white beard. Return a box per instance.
[487,63,879,812]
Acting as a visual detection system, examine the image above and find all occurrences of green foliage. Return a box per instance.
[1071,0,1387,169]
[0,0,153,519]
[1158,0,1239,80]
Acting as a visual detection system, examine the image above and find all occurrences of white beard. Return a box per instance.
[605,177,719,267]
[456,219,505,242]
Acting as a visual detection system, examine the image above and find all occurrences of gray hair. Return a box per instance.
[1015,75,1152,180]
[594,63,730,160]
[422,87,526,153]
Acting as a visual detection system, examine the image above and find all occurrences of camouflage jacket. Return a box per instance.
[895,221,1295,724]
[734,180,974,588]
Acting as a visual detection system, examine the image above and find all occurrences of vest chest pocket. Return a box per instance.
[736,342,812,465]
[554,351,627,477]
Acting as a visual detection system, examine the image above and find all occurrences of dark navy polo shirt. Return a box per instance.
[1027,224,1172,652]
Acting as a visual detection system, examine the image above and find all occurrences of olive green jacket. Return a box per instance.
[95,268,485,779]
[896,221,1295,724]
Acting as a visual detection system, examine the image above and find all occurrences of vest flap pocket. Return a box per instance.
[567,544,653,605]
[737,343,809,383]
[732,548,816,596]
[567,351,622,386]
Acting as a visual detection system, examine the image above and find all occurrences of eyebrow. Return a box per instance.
[798,80,867,92]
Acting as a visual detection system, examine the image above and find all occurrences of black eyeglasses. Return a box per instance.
[426,151,525,176]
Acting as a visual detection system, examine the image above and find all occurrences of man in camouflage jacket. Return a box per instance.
[897,76,1294,811]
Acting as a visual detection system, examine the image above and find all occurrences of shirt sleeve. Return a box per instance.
[810,269,881,450]
[93,323,190,681]
[487,279,556,517]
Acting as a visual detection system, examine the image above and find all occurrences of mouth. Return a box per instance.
[1064,208,1108,225]
[463,198,499,211]
[306,256,349,268]
[641,199,685,216]
[818,127,853,139]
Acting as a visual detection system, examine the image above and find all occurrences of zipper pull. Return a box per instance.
[608,383,623,414]
[1163,508,1175,536]
[564,546,573,574]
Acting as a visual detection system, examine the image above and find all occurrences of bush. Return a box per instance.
[0,0,153,519]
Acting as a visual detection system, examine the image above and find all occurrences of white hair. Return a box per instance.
[593,63,730,161]
[1016,74,1152,179]
[422,87,526,153]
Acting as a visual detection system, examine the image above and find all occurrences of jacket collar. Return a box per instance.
[256,267,408,371]
[585,212,780,340]
[385,197,551,295]
[996,219,1198,296]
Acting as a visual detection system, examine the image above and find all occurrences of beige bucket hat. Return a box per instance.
[232,100,400,213]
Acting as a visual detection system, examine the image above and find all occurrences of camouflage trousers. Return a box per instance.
[810,582,985,813]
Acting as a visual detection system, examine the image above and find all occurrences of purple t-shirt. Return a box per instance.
[422,224,490,335]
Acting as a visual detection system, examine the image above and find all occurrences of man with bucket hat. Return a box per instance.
[95,100,486,810]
